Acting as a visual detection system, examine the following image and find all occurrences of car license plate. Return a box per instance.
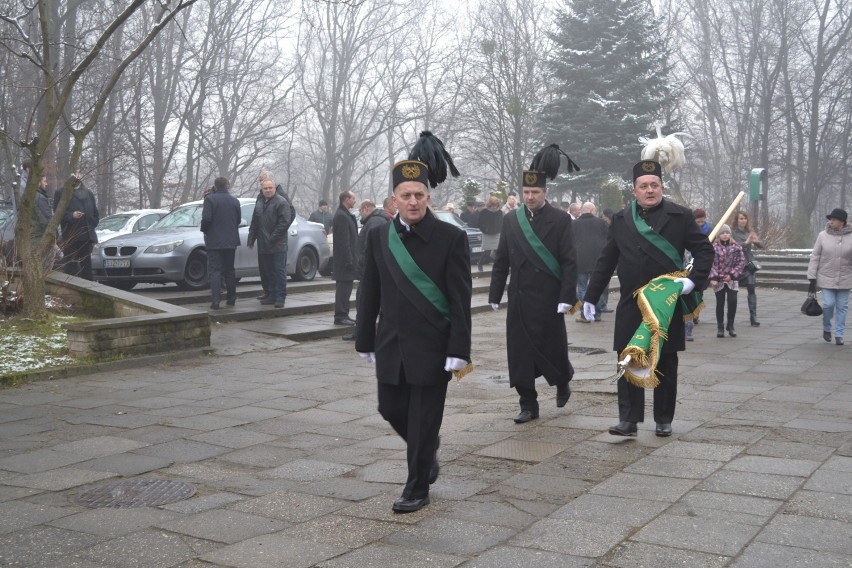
[472,247,482,253]
[104,259,130,268]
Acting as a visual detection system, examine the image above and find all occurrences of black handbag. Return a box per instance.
[743,260,762,275]
[801,281,823,316]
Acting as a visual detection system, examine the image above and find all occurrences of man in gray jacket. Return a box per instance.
[249,177,291,308]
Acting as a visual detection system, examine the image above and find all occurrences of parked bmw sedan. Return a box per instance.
[91,198,330,290]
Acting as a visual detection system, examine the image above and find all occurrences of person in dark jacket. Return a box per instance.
[53,175,99,280]
[332,190,358,325]
[476,195,503,271]
[488,144,581,424]
[308,200,333,232]
[583,160,714,437]
[572,201,608,322]
[459,198,479,228]
[201,177,241,310]
[249,177,291,308]
[355,199,392,278]
[356,131,471,514]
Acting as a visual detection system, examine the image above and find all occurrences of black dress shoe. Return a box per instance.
[226,299,236,306]
[392,496,429,513]
[210,303,220,310]
[556,384,571,408]
[274,302,284,308]
[260,298,276,305]
[429,459,439,484]
[608,421,637,436]
[655,423,672,437]
[341,333,355,341]
[334,317,356,326]
[513,409,539,424]
[824,331,832,342]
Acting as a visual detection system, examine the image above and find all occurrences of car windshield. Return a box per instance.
[97,214,133,232]
[433,210,467,228]
[150,205,202,229]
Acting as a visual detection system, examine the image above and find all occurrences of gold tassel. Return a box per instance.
[453,362,474,381]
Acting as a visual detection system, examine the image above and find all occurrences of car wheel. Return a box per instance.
[292,247,318,281]
[108,281,137,291]
[178,249,209,290]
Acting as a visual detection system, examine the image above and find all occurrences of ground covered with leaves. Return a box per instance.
[0,296,85,378]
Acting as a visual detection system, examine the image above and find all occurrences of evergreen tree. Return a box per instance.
[459,178,483,208]
[540,0,678,196]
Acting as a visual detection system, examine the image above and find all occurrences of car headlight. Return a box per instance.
[145,240,184,254]
[92,244,101,253]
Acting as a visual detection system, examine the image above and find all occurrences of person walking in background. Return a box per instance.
[709,224,746,338]
[248,176,291,309]
[573,201,608,322]
[53,174,99,280]
[808,208,852,346]
[476,195,503,272]
[693,208,711,236]
[382,196,397,218]
[332,190,358,326]
[32,176,56,269]
[460,198,479,227]
[201,177,241,310]
[731,210,763,326]
[501,194,519,215]
[308,199,333,232]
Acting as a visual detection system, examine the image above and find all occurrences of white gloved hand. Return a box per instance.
[674,277,695,295]
[444,357,467,372]
[583,301,596,321]
[358,352,376,364]
[557,303,571,314]
[490,303,500,311]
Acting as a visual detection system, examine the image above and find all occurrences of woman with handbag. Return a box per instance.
[807,208,852,345]
[732,211,763,326]
[709,225,746,337]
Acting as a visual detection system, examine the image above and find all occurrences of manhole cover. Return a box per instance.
[73,479,196,509]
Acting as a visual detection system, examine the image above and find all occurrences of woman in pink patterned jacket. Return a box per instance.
[709,224,746,338]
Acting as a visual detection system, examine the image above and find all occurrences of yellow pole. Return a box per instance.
[708,191,745,242]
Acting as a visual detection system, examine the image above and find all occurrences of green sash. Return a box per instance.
[629,201,702,319]
[387,224,451,321]
[516,206,561,279]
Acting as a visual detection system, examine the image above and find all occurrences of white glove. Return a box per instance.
[674,277,695,295]
[490,303,500,311]
[358,352,375,363]
[583,301,596,321]
[557,303,571,314]
[444,357,467,372]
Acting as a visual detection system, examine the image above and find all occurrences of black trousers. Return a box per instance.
[334,279,353,321]
[715,287,738,326]
[618,351,678,424]
[208,249,236,305]
[377,369,448,500]
[62,239,93,280]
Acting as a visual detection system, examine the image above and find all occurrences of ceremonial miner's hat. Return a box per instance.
[632,159,662,183]
[392,131,460,189]
[522,144,580,189]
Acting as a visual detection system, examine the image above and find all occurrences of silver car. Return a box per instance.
[95,209,168,242]
[91,198,330,290]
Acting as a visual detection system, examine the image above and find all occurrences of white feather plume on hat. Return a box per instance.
[639,124,687,173]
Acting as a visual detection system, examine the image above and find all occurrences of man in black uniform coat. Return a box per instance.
[356,132,471,514]
[488,144,581,424]
[583,160,714,437]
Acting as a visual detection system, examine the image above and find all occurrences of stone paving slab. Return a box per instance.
[1,287,851,566]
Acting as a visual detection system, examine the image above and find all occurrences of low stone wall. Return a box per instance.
[45,272,211,360]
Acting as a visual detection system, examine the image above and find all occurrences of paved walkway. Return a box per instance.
[0,287,850,567]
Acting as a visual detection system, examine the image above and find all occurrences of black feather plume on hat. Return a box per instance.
[529,144,581,179]
[408,131,460,188]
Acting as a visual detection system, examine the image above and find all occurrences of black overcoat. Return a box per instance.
[332,205,358,281]
[584,199,714,353]
[488,202,579,388]
[355,209,472,387]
